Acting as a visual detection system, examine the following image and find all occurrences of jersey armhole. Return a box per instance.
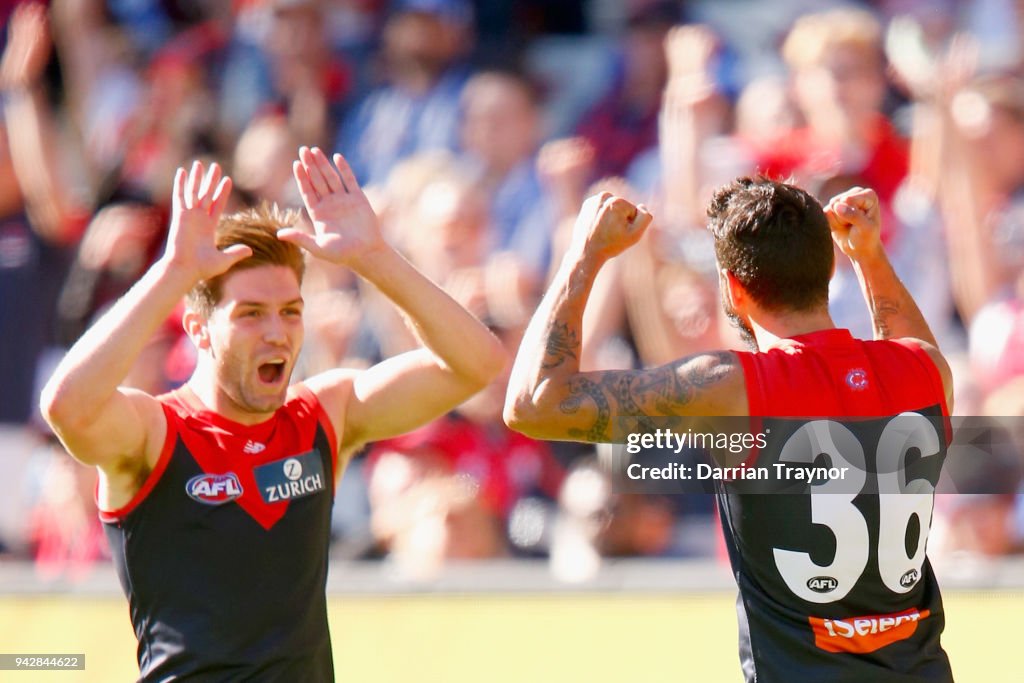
[892,339,953,442]
[97,402,179,523]
[733,351,765,467]
[734,351,762,416]
[294,385,340,483]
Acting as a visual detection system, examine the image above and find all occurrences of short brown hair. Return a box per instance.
[186,203,305,315]
[706,176,833,312]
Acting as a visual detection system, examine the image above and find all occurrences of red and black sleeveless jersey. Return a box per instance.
[724,329,953,682]
[100,385,339,682]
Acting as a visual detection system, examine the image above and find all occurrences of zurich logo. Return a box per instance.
[186,473,243,505]
[283,458,303,481]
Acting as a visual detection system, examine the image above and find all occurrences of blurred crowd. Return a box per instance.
[1,0,1023,582]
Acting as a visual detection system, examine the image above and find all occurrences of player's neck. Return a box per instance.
[187,365,276,427]
[749,307,836,351]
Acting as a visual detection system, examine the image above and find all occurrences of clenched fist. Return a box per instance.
[570,193,654,262]
[824,187,883,262]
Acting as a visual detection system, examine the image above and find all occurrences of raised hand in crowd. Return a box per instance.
[0,2,51,90]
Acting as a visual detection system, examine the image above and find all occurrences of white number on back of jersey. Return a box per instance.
[771,414,941,604]
[876,414,939,594]
[773,421,868,603]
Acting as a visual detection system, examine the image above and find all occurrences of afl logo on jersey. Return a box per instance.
[807,576,838,594]
[845,368,869,391]
[900,568,920,588]
[186,473,243,505]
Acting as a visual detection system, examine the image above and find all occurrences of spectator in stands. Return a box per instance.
[220,0,351,148]
[336,0,475,185]
[768,8,907,219]
[460,69,554,277]
[575,1,677,180]
[0,3,82,424]
[232,113,303,208]
[941,74,1024,322]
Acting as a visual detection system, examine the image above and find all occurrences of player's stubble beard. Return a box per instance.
[216,345,293,417]
[721,292,758,351]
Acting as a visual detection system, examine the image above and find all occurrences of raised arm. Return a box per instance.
[503,194,745,443]
[825,187,936,345]
[284,147,506,459]
[41,163,247,471]
[0,3,84,243]
[825,187,953,406]
[659,24,726,230]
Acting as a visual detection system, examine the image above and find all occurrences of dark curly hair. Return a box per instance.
[706,176,833,312]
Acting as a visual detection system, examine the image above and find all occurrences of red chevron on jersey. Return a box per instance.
[163,385,337,530]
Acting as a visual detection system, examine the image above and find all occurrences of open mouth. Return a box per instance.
[257,360,286,385]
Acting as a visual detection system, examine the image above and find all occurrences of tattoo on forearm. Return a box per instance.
[557,351,736,441]
[542,322,580,369]
[561,376,611,441]
[604,374,665,436]
[873,297,901,339]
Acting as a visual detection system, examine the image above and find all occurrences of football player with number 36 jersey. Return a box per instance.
[505,177,954,682]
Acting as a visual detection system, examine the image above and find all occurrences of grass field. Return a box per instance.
[0,591,1017,682]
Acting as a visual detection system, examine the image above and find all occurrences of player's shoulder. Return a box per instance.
[154,385,194,419]
[110,387,171,475]
[672,350,748,415]
[883,337,949,371]
[299,368,360,405]
[295,369,361,434]
[678,350,744,375]
[283,373,349,417]
[883,337,954,408]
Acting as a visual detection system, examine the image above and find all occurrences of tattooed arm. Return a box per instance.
[504,194,746,442]
[825,188,953,407]
[824,187,937,346]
